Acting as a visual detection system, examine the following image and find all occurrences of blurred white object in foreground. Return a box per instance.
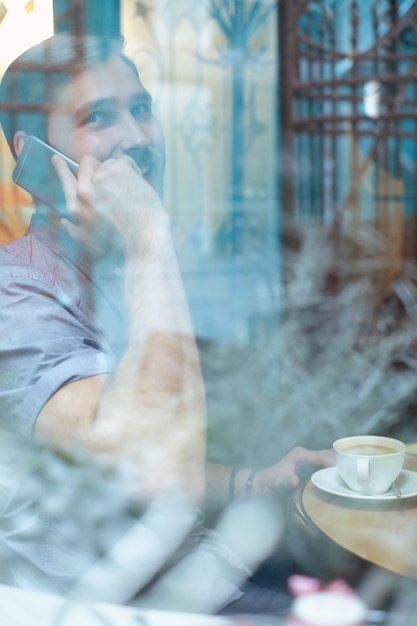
[0,583,232,626]
[288,591,366,626]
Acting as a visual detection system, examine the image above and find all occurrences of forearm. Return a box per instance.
[37,216,206,499]
[91,217,206,497]
[37,158,207,498]
[206,447,335,502]
[205,462,258,501]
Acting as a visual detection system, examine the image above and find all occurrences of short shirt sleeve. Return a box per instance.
[0,266,116,438]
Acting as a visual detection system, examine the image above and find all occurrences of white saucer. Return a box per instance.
[311,467,417,501]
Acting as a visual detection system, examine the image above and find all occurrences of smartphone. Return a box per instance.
[12,135,79,222]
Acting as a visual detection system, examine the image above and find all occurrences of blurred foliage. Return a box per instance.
[203,220,417,467]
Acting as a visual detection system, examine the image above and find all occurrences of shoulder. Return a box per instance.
[0,232,59,283]
[0,228,87,302]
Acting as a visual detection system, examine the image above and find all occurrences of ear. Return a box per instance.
[13,131,27,158]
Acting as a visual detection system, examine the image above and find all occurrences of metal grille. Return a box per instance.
[279,0,417,260]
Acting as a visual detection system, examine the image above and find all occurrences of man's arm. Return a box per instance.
[205,447,335,501]
[36,155,206,500]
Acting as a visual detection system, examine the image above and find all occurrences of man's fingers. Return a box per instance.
[96,154,143,178]
[295,447,335,467]
[51,154,77,197]
[118,154,143,174]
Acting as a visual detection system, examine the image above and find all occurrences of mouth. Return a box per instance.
[123,146,164,195]
[126,148,155,178]
[139,162,163,197]
[139,162,152,177]
[126,149,164,198]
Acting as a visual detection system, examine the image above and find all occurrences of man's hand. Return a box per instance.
[52,153,166,255]
[254,447,335,493]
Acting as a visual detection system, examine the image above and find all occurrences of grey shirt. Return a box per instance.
[0,214,126,438]
[0,214,129,592]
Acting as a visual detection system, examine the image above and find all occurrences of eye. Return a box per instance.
[131,101,152,119]
[84,108,116,127]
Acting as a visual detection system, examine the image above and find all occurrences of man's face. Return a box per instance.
[48,56,166,197]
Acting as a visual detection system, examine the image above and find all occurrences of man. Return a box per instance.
[0,33,207,499]
[0,32,332,610]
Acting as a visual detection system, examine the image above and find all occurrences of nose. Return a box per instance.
[117,111,152,151]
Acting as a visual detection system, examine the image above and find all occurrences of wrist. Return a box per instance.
[228,464,241,500]
[125,211,172,259]
[229,466,261,499]
[245,467,259,497]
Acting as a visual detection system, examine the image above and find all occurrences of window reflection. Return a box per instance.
[1,1,417,621]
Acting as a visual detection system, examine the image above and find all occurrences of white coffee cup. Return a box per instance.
[333,435,406,495]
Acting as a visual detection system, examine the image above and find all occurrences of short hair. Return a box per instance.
[0,33,139,159]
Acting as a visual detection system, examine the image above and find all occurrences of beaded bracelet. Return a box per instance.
[228,464,241,501]
[245,467,259,497]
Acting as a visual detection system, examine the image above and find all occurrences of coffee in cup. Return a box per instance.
[333,435,406,495]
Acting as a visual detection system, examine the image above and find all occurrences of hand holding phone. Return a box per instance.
[12,135,79,223]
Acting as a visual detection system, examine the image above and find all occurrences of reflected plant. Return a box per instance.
[203,221,417,467]
[0,430,146,595]
[0,427,282,615]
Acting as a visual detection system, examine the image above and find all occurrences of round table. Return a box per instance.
[289,454,417,580]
